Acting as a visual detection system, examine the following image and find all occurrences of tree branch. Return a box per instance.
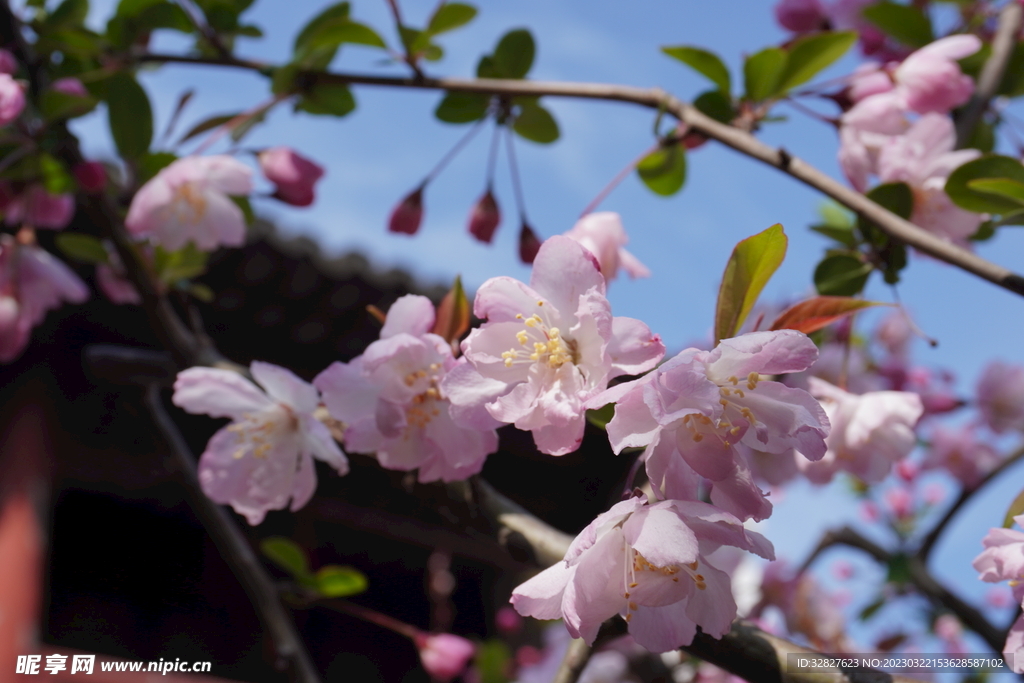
[135,52,1024,299]
[552,638,593,683]
[144,384,322,683]
[956,1,1024,148]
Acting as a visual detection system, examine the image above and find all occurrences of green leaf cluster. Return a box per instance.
[260,537,368,598]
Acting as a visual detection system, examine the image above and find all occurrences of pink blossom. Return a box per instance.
[1003,615,1024,674]
[832,560,854,580]
[126,155,253,251]
[977,361,1024,434]
[893,35,980,114]
[895,459,918,482]
[172,361,348,524]
[258,147,324,207]
[973,515,1024,584]
[495,605,522,635]
[860,500,879,522]
[774,0,827,32]
[511,496,773,651]
[0,234,88,362]
[388,187,424,235]
[752,561,849,650]
[922,425,999,488]
[316,295,498,482]
[798,378,923,484]
[51,77,88,98]
[563,212,650,281]
[883,486,913,520]
[922,483,945,506]
[415,633,475,682]
[986,586,1013,610]
[0,49,17,75]
[598,331,828,521]
[875,310,913,358]
[877,114,983,243]
[838,93,909,191]
[847,63,895,104]
[4,185,75,230]
[443,236,664,456]
[0,73,24,126]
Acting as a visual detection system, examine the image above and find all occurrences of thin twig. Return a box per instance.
[144,385,322,683]
[956,1,1024,148]
[552,638,592,683]
[135,52,1024,299]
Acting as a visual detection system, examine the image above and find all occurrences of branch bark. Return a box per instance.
[136,52,1024,299]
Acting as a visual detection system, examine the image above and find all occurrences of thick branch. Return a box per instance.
[144,385,322,683]
[137,52,1024,298]
[956,1,1024,148]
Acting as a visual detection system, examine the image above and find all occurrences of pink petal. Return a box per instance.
[622,504,699,568]
[380,294,436,338]
[607,317,664,376]
[173,367,273,419]
[529,236,605,326]
[511,562,573,620]
[251,361,319,413]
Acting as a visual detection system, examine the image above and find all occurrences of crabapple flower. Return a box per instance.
[877,114,982,243]
[126,155,253,251]
[510,496,773,651]
[258,147,324,207]
[388,187,424,235]
[468,189,500,243]
[893,35,980,114]
[172,361,348,525]
[838,93,909,191]
[976,361,1024,434]
[315,295,498,482]
[0,73,24,126]
[598,330,828,521]
[4,185,74,230]
[798,378,923,484]
[415,633,475,682]
[0,234,88,362]
[442,236,664,455]
[974,515,1024,672]
[563,212,650,281]
[773,0,826,32]
[51,77,88,98]
[921,425,999,488]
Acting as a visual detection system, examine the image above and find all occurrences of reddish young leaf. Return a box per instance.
[432,276,471,350]
[769,296,887,334]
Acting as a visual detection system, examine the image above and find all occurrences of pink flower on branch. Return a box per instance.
[977,361,1024,434]
[511,496,773,651]
[442,236,664,455]
[415,633,475,682]
[315,295,499,483]
[0,234,88,362]
[892,35,980,114]
[126,155,253,251]
[0,73,24,126]
[773,0,827,33]
[173,361,348,525]
[921,425,999,488]
[974,515,1024,672]
[564,212,650,282]
[3,184,75,230]
[258,147,325,207]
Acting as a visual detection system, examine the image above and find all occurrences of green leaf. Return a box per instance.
[153,243,209,283]
[859,596,885,621]
[585,403,615,430]
[188,282,214,302]
[858,182,912,246]
[636,143,686,196]
[886,553,912,586]
[46,0,89,28]
[714,224,788,342]
[177,112,239,144]
[299,19,386,55]
[513,102,559,143]
[811,224,857,247]
[427,3,477,35]
[946,155,1024,214]
[295,82,356,117]
[814,253,872,296]
[775,31,857,93]
[693,89,734,124]
[231,195,255,226]
[970,220,996,241]
[964,118,995,154]
[115,0,164,17]
[39,153,76,194]
[314,565,368,598]
[1003,488,1024,528]
[106,73,153,160]
[294,1,349,53]
[434,91,489,123]
[743,47,786,102]
[966,178,1024,206]
[862,1,934,48]
[260,537,311,580]
[55,233,108,264]
[492,29,535,79]
[661,45,731,93]
[40,89,97,121]
[998,43,1024,97]
[476,639,512,683]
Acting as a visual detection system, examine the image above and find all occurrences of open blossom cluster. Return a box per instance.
[974,516,1024,673]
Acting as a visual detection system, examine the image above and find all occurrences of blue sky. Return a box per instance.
[62,0,1024,659]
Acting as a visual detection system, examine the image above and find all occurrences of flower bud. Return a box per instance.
[517,222,540,264]
[495,606,522,635]
[388,187,424,235]
[0,73,25,126]
[0,49,17,75]
[773,0,827,32]
[51,77,89,98]
[415,633,475,682]
[468,189,500,243]
[74,162,107,193]
[258,146,324,207]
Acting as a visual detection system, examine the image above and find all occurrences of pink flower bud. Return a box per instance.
[884,487,913,520]
[774,0,827,32]
[922,483,945,506]
[388,187,424,235]
[74,162,107,193]
[895,460,918,483]
[860,500,879,523]
[51,77,88,98]
[495,606,522,635]
[0,73,25,126]
[986,586,1013,609]
[6,185,74,230]
[831,560,855,581]
[258,146,324,207]
[468,190,500,243]
[517,222,540,264]
[0,49,17,75]
[415,633,475,682]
